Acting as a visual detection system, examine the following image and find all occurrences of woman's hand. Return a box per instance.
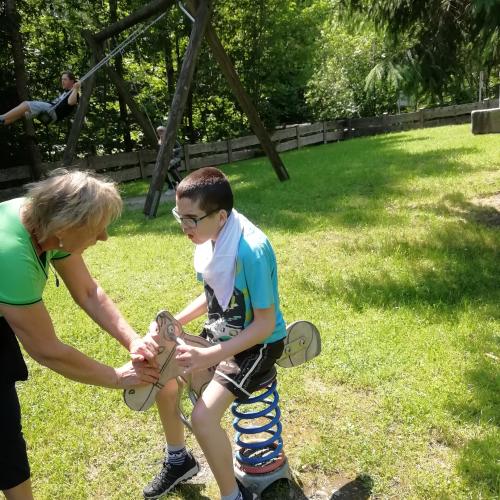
[114,359,159,388]
[128,336,159,367]
[175,345,219,375]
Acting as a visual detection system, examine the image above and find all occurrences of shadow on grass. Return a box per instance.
[452,348,500,495]
[175,482,211,499]
[329,475,374,499]
[115,131,482,236]
[298,218,500,313]
[259,474,373,499]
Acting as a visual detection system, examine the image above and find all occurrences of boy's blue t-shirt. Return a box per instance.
[200,223,286,344]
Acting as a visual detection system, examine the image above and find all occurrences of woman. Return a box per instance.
[0,169,159,499]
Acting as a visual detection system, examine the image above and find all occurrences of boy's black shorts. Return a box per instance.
[201,331,284,401]
[0,384,30,490]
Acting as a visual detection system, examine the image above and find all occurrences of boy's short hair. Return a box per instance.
[176,167,233,214]
[61,71,76,82]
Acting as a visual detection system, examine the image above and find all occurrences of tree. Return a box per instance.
[340,0,500,105]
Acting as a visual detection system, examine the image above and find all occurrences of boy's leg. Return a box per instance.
[143,378,199,499]
[1,102,31,125]
[191,379,237,496]
[156,377,184,445]
[3,479,34,500]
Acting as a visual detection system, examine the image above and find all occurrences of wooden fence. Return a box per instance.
[1,99,497,201]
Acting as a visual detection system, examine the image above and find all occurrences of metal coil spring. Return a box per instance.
[231,380,284,468]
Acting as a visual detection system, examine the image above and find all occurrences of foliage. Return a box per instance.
[340,0,500,105]
[305,20,407,118]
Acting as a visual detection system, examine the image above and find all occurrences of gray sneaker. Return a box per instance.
[143,452,200,499]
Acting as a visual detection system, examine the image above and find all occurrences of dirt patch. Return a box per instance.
[470,192,500,227]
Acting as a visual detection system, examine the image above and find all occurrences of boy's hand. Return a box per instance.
[175,344,218,374]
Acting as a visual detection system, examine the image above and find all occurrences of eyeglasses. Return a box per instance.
[171,207,219,229]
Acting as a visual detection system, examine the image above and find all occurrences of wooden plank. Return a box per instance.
[385,111,421,124]
[453,102,478,115]
[231,149,257,162]
[61,158,87,170]
[189,152,229,169]
[0,165,32,183]
[107,166,142,183]
[183,144,191,171]
[326,130,343,142]
[350,116,383,128]
[91,151,141,170]
[231,134,260,150]
[188,140,228,155]
[423,106,458,120]
[139,150,158,163]
[298,122,323,135]
[271,127,297,141]
[276,140,298,152]
[301,132,324,147]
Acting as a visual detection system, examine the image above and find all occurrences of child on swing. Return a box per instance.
[0,71,80,126]
[143,167,286,500]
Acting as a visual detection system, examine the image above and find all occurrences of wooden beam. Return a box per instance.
[144,0,211,217]
[196,8,289,182]
[94,0,175,42]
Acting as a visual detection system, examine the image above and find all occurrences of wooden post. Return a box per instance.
[144,0,211,217]
[198,7,289,182]
[138,151,145,178]
[323,121,327,144]
[296,125,300,149]
[227,139,233,163]
[183,144,191,172]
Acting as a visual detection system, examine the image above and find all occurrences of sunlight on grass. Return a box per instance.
[20,124,499,499]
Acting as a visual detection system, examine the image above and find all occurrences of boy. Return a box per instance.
[144,167,286,500]
[0,71,80,126]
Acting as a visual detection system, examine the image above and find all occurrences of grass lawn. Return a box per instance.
[18,123,499,499]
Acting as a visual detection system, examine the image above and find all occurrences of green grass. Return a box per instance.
[19,124,499,499]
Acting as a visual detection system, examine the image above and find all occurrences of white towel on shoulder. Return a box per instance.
[194,209,251,311]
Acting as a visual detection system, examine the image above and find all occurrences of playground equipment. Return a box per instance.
[61,0,288,219]
[124,311,321,496]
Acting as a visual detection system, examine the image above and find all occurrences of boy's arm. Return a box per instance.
[68,81,80,106]
[212,305,275,358]
[175,305,275,372]
[175,292,207,326]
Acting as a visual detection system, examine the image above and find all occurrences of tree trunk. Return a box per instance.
[6,0,43,180]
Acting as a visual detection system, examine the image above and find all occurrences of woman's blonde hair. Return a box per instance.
[23,169,123,242]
